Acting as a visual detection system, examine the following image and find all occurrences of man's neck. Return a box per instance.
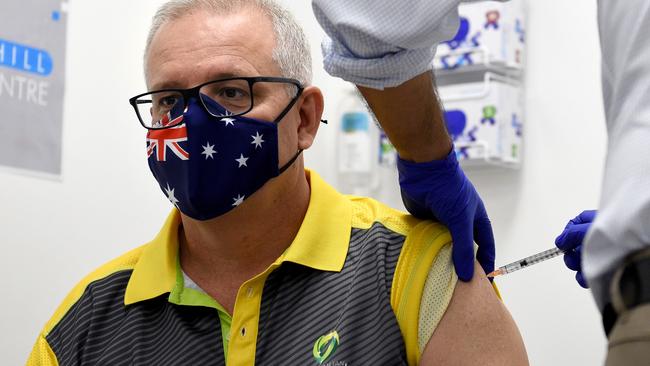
[178,165,311,296]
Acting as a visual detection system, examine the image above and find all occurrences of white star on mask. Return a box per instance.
[236,154,249,168]
[164,184,180,207]
[201,142,217,159]
[251,132,265,149]
[221,117,235,126]
[232,194,245,207]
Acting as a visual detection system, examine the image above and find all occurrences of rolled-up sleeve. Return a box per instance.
[312,0,464,89]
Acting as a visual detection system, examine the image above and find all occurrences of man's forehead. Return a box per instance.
[145,7,278,89]
[147,51,261,90]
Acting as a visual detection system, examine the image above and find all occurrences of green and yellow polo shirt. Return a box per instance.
[28,170,459,366]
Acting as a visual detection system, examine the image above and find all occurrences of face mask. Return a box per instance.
[146,95,301,220]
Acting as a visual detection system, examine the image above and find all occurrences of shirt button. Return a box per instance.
[246,287,254,297]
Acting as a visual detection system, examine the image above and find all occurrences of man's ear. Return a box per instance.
[296,86,324,150]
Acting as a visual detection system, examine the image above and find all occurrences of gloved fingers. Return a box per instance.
[555,223,591,251]
[474,205,496,277]
[569,210,597,225]
[397,150,485,283]
[575,271,589,289]
[400,188,436,220]
[561,244,589,288]
[449,221,476,282]
[563,246,582,271]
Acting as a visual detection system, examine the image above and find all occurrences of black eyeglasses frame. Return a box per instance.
[128,76,304,130]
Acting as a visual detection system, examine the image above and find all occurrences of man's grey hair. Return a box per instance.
[144,0,312,86]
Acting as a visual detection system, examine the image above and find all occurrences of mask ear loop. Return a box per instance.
[273,94,328,126]
[277,118,327,174]
[278,149,303,175]
[274,87,327,174]
[272,85,304,124]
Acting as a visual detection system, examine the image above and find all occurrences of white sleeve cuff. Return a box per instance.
[321,35,437,90]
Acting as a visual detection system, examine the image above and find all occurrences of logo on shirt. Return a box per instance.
[313,330,340,364]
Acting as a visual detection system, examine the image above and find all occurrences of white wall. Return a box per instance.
[1,0,608,364]
[475,2,608,363]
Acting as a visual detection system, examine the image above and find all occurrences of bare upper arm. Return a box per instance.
[419,261,528,366]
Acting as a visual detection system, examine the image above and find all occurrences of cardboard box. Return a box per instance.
[434,0,525,70]
[438,73,523,167]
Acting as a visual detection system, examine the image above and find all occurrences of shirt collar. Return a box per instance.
[124,169,351,306]
[276,169,351,271]
[124,210,180,305]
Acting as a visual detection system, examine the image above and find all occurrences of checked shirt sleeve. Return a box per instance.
[312,0,502,89]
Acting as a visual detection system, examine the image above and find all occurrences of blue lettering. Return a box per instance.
[0,38,53,76]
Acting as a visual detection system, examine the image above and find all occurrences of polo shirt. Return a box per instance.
[27,170,458,366]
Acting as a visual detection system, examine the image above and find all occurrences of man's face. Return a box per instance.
[145,7,300,164]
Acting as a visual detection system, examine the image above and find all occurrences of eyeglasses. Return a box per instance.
[129,76,304,130]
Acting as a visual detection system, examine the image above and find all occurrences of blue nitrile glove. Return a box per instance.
[554,210,596,289]
[397,149,495,282]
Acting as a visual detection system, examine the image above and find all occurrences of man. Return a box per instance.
[312,0,650,364]
[587,2,650,363]
[27,0,527,365]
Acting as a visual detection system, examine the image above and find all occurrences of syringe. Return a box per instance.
[487,247,564,278]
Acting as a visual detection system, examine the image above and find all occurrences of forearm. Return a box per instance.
[357,71,452,162]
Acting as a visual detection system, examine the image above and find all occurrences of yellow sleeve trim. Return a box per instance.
[26,335,59,366]
[42,245,145,336]
[391,221,452,366]
[492,281,503,300]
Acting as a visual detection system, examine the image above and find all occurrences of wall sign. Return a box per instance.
[0,0,68,176]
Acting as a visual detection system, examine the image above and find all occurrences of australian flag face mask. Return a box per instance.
[146,95,302,220]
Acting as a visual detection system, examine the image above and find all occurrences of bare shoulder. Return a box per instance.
[419,261,529,366]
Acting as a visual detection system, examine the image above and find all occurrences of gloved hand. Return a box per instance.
[554,210,596,289]
[397,149,495,282]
